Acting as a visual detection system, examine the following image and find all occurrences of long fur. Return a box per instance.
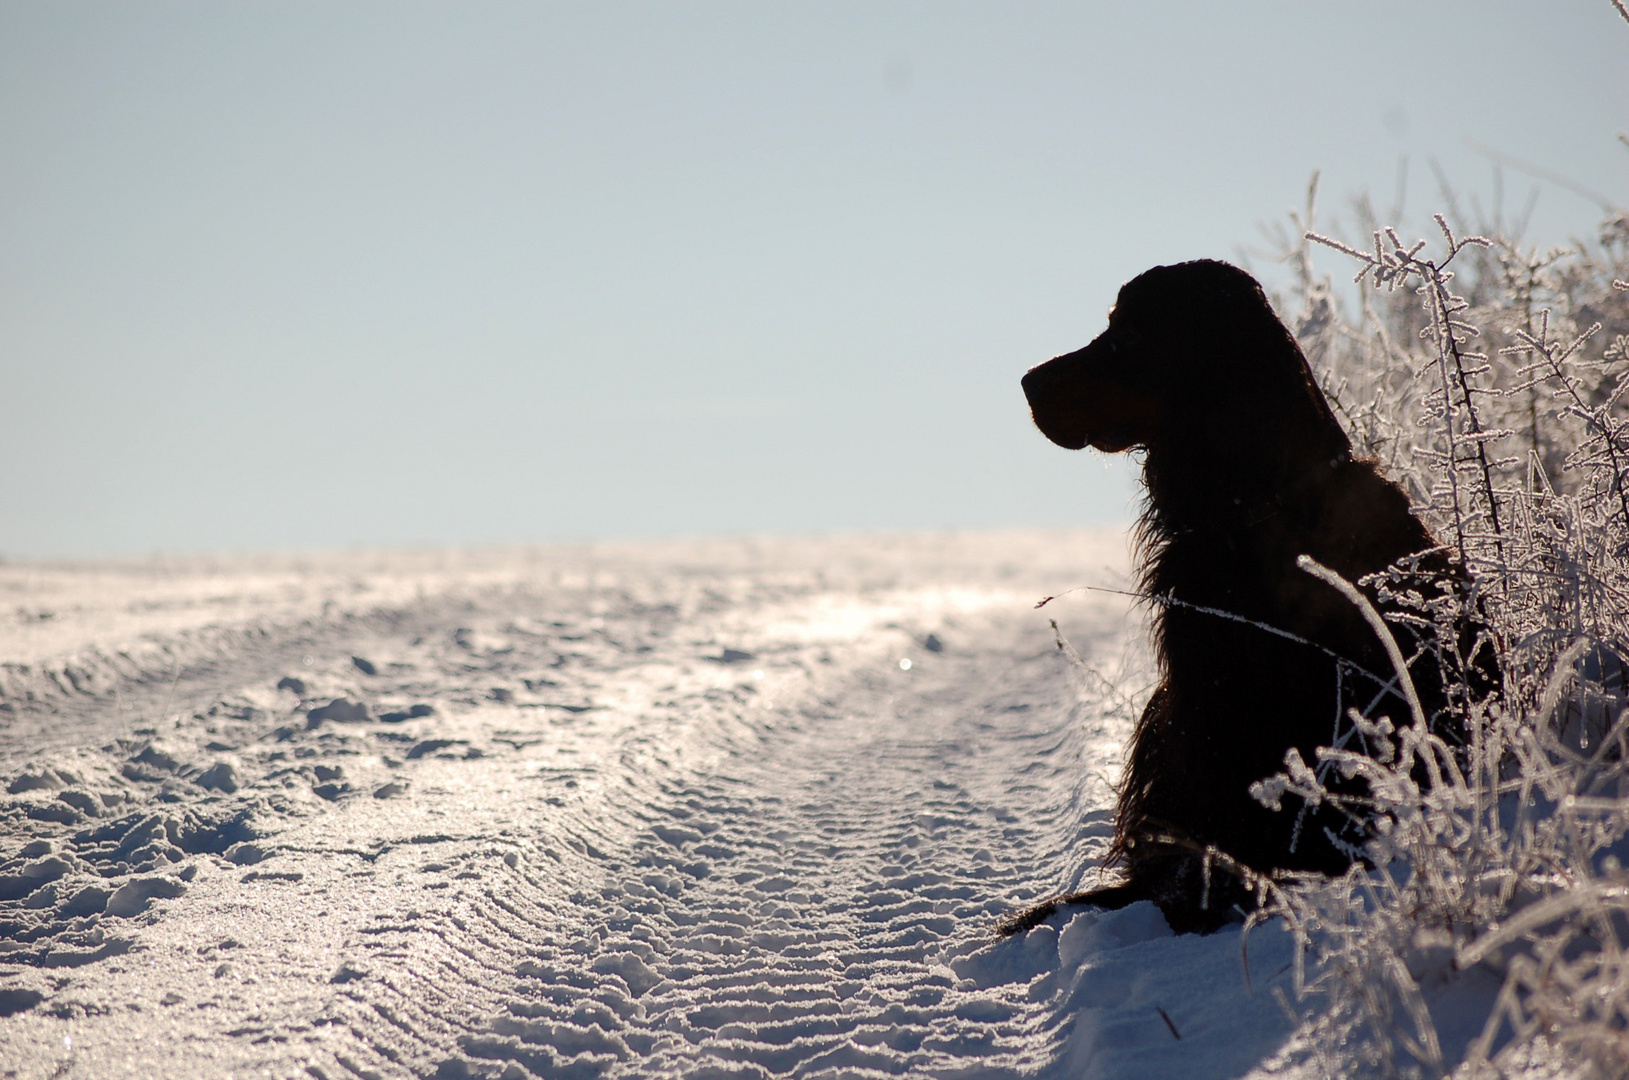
[1007,260,1493,934]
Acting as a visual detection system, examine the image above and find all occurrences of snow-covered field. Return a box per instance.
[0,530,1317,1079]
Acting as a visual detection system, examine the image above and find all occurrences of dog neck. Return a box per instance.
[1139,409,1353,539]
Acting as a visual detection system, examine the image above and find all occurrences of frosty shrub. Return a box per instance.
[1241,173,1629,1077]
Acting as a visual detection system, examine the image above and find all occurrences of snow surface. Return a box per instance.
[0,531,1323,1079]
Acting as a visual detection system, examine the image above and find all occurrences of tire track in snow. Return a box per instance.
[1,533,1309,1080]
[449,619,1119,1079]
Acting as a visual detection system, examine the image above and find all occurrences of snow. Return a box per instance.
[0,530,1326,1079]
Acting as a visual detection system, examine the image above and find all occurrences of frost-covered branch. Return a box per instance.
[1256,184,1629,1078]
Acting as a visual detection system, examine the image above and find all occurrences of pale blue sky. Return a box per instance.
[2,2,1626,557]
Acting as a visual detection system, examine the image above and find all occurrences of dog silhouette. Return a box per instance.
[1008,260,1492,933]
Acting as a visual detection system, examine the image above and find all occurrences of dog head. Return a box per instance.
[1022,260,1315,453]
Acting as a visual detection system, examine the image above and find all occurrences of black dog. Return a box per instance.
[1008,260,1491,934]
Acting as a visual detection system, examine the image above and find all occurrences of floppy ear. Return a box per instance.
[1218,280,1346,431]
[1164,270,1352,461]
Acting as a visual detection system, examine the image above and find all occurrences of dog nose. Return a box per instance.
[1021,358,1064,407]
[1020,366,1042,404]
